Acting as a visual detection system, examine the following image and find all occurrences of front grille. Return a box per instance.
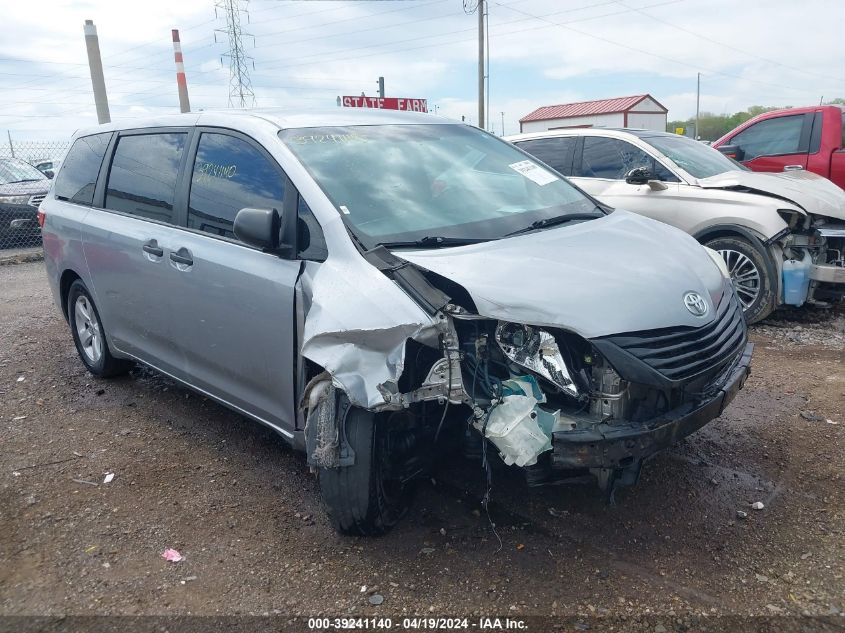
[28,194,46,208]
[602,291,746,381]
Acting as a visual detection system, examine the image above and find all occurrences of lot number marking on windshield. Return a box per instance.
[339,205,351,215]
[508,160,558,186]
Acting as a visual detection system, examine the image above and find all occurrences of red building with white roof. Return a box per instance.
[519,94,668,133]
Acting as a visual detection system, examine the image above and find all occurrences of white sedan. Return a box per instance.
[508,128,845,323]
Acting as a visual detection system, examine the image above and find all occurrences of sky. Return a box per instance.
[1,0,844,140]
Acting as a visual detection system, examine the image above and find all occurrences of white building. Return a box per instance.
[519,94,668,133]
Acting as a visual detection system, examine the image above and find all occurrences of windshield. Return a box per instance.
[645,135,748,179]
[0,158,48,185]
[279,124,599,247]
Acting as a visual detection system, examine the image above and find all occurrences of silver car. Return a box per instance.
[42,110,752,535]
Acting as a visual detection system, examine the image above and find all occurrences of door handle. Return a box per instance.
[142,240,163,257]
[783,165,804,171]
[169,248,193,267]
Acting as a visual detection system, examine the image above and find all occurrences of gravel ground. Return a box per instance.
[0,262,843,629]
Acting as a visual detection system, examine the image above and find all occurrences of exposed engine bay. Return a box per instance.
[776,210,845,304]
[302,247,752,497]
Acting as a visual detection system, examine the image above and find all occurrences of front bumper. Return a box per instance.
[552,342,753,470]
[0,204,37,232]
[810,263,845,284]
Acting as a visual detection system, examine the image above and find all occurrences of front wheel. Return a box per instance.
[317,409,411,536]
[705,236,775,324]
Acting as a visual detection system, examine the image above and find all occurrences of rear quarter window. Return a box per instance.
[53,133,112,205]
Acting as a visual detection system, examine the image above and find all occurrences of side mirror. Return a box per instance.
[44,170,54,179]
[234,207,280,251]
[716,144,744,161]
[625,166,652,185]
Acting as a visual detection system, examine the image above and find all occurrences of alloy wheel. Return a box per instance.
[719,249,761,310]
[74,295,103,364]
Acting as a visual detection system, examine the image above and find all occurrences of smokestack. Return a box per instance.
[172,29,191,113]
[84,20,111,124]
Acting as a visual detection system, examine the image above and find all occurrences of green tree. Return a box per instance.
[665,105,786,141]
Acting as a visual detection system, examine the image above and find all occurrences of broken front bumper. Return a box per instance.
[551,342,753,470]
[809,263,845,284]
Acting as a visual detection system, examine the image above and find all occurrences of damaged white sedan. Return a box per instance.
[42,109,752,536]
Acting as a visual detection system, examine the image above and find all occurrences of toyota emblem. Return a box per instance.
[684,292,708,317]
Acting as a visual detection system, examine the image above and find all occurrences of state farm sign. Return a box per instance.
[341,95,428,113]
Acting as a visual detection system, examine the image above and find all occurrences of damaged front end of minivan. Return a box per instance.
[298,239,753,535]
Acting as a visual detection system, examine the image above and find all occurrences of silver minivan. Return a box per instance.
[42,109,752,535]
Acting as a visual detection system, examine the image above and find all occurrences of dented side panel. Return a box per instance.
[300,257,439,409]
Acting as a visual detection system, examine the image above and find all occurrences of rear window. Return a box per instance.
[54,133,111,205]
[105,133,187,224]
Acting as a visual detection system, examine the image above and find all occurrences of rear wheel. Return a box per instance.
[318,408,411,536]
[705,236,775,324]
[67,280,131,377]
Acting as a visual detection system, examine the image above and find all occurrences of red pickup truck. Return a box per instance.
[713,105,845,189]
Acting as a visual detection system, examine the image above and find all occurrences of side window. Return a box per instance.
[105,133,186,223]
[579,137,654,179]
[651,160,679,182]
[515,137,577,175]
[188,133,284,239]
[54,132,112,205]
[297,196,327,261]
[729,115,804,160]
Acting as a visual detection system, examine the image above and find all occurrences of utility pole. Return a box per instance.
[215,0,255,108]
[377,76,385,99]
[172,30,191,113]
[83,20,110,124]
[695,72,701,140]
[477,0,485,130]
[500,111,505,136]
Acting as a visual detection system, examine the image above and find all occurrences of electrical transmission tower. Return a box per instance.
[214,0,255,108]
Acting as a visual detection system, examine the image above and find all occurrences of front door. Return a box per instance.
[568,136,683,227]
[728,113,811,173]
[165,130,301,434]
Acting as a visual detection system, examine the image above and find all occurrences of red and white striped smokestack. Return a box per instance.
[172,29,191,113]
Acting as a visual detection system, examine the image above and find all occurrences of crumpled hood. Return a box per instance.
[396,211,726,339]
[697,169,845,221]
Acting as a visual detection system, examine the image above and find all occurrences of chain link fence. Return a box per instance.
[0,139,70,252]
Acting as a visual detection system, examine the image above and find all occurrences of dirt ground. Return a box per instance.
[0,261,843,628]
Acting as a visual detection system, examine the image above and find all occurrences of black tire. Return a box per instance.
[705,236,776,324]
[67,280,131,378]
[318,408,411,536]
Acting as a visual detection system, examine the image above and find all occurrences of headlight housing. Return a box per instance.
[703,246,730,279]
[494,322,579,398]
[0,194,31,205]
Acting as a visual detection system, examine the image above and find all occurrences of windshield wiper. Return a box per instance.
[504,211,604,237]
[8,179,42,184]
[377,235,495,249]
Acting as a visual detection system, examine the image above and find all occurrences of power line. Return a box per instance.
[235,0,683,73]
[613,0,845,85]
[491,0,845,96]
